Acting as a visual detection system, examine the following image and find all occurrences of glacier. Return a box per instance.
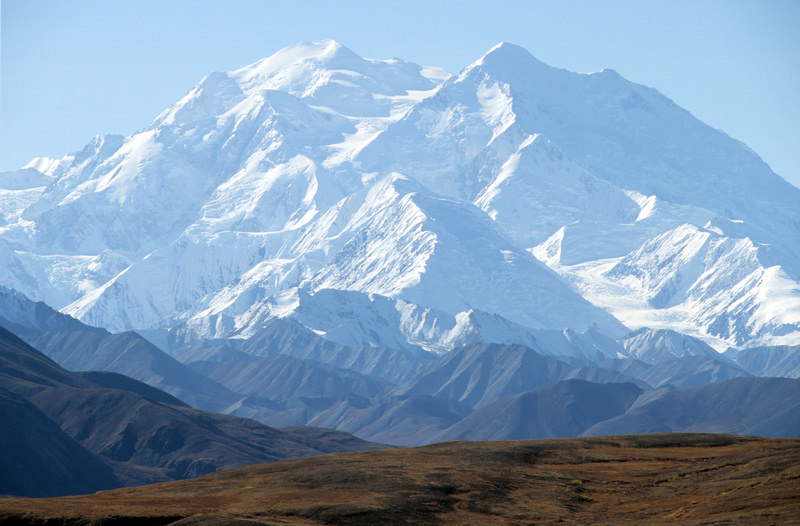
[1,39,798,355]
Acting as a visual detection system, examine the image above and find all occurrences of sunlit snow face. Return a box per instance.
[2,40,797,352]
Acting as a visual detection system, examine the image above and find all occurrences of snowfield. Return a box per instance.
[1,40,798,355]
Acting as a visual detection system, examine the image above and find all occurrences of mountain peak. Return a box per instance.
[458,42,556,86]
[224,40,439,118]
[483,41,533,58]
[4,40,799,354]
[475,42,549,71]
[273,39,356,61]
[232,39,362,85]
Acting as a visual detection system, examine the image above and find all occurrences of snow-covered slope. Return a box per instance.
[355,42,800,349]
[556,224,800,348]
[1,40,798,355]
[619,328,723,364]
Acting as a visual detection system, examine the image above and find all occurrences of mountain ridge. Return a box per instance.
[0,324,382,496]
[1,40,798,354]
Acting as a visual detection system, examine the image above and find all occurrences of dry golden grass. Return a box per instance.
[1,434,798,525]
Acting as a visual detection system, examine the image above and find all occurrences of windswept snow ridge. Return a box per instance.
[1,40,798,354]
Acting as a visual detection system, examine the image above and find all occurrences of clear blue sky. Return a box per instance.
[2,0,799,188]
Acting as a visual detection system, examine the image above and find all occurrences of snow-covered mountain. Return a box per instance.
[1,40,798,354]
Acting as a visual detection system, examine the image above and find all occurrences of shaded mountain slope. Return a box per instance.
[435,379,643,441]
[76,370,190,407]
[397,343,645,409]
[307,394,472,447]
[431,377,799,443]
[0,285,103,342]
[238,317,438,383]
[27,385,362,484]
[0,285,242,411]
[30,329,240,411]
[0,386,120,497]
[727,344,800,378]
[584,376,800,437]
[601,354,751,388]
[189,352,391,400]
[0,326,381,496]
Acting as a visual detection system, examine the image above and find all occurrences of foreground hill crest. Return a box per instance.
[2,434,798,525]
[1,40,798,353]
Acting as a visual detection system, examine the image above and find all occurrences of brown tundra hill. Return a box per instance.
[1,433,798,525]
